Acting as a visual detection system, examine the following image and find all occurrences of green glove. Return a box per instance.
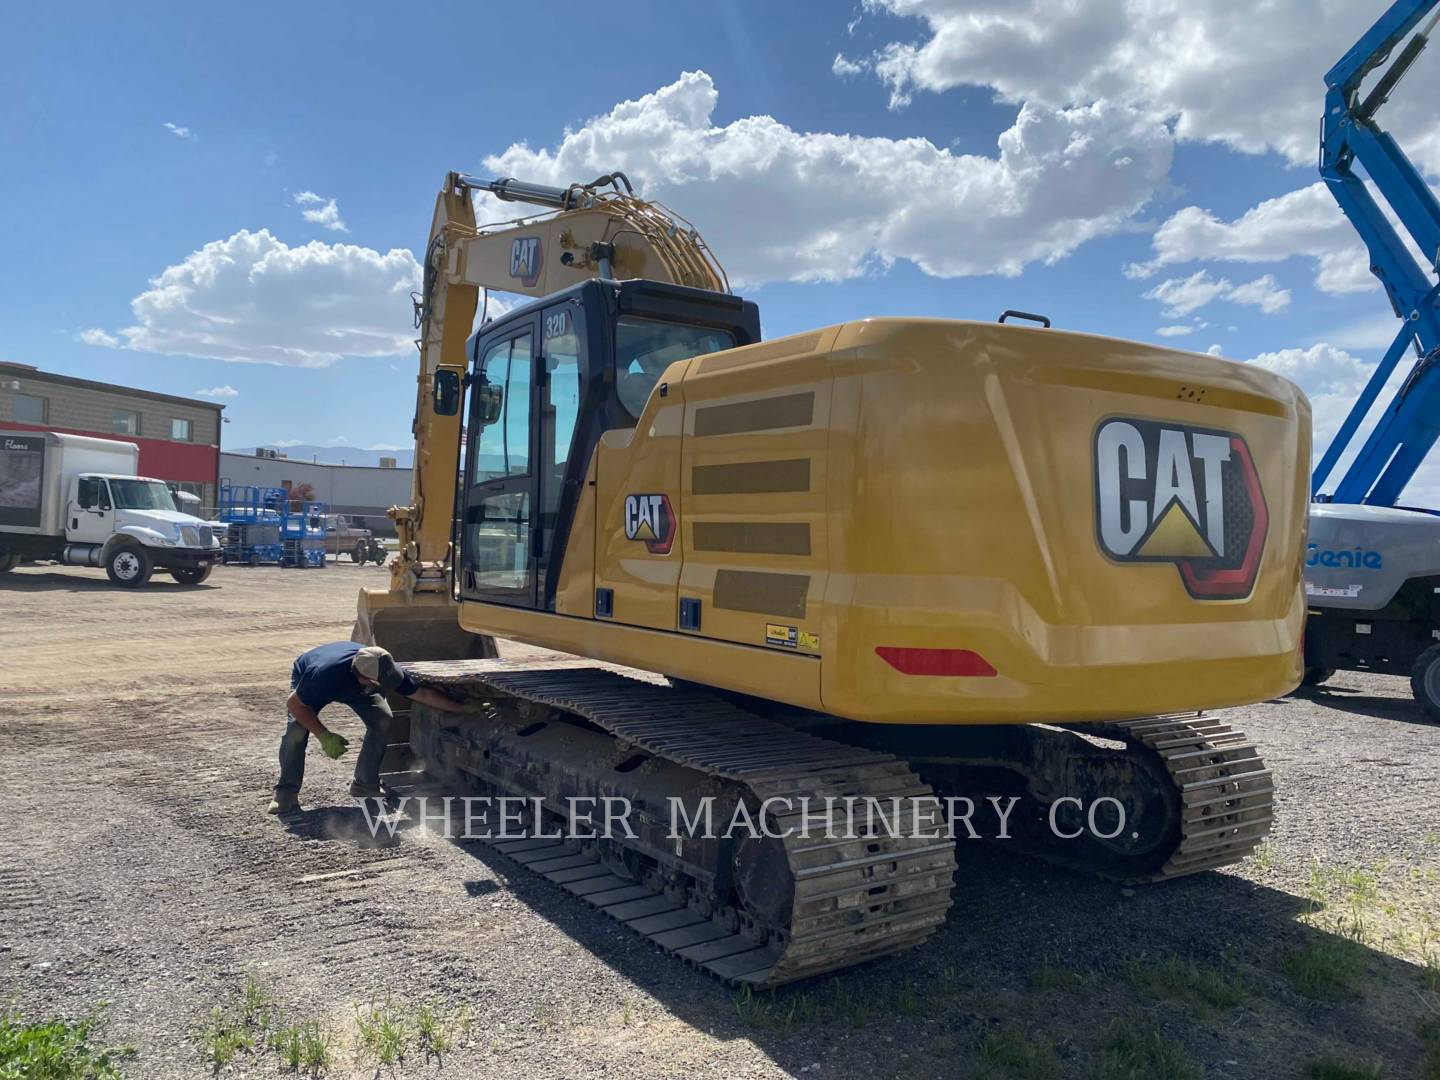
[317,731,349,760]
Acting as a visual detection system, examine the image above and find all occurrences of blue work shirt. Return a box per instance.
[290,641,417,712]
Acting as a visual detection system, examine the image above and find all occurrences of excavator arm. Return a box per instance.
[355,170,727,658]
[1312,0,1440,504]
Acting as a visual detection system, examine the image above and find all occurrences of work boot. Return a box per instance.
[267,792,301,815]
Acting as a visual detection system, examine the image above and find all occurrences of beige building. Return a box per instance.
[0,361,224,504]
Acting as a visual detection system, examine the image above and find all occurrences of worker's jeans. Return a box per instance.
[275,694,392,797]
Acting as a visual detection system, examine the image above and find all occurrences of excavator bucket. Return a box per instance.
[353,586,497,662]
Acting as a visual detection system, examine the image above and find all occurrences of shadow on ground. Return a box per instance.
[0,571,219,592]
[1289,683,1439,727]
[290,792,1436,1079]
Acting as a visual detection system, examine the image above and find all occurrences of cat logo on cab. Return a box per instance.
[1093,417,1268,600]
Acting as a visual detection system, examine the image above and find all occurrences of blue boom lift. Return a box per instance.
[1312,0,1440,502]
[1302,0,1440,718]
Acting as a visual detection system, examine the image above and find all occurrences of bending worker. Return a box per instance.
[268,641,467,814]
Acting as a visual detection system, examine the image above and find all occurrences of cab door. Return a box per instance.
[69,476,115,544]
[458,300,587,611]
[460,319,538,607]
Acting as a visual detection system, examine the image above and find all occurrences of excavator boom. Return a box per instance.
[355,170,728,659]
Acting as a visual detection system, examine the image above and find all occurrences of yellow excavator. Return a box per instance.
[357,170,1311,986]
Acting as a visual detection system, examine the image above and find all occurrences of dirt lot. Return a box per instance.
[1,563,1438,1079]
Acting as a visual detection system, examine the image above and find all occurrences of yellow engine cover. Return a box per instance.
[463,317,1310,726]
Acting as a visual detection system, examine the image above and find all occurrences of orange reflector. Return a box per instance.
[875,646,997,677]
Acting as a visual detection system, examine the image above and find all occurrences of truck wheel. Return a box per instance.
[1301,667,1335,687]
[248,553,261,567]
[106,545,153,587]
[171,565,213,585]
[372,550,387,566]
[1410,644,1440,723]
[0,551,17,573]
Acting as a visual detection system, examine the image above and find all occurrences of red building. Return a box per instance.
[0,362,225,505]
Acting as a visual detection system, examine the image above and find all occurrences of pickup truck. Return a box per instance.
[322,514,387,564]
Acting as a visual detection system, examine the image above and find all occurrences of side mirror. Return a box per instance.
[433,368,462,416]
[476,381,504,425]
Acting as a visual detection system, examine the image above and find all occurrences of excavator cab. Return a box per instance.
[457,278,760,613]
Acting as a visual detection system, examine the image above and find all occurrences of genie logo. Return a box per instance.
[509,236,542,287]
[1094,417,1268,600]
[1306,544,1383,570]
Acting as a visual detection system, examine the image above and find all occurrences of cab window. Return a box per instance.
[615,317,735,418]
[78,477,111,511]
[471,333,533,484]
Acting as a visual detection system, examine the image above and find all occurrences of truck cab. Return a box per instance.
[70,473,220,581]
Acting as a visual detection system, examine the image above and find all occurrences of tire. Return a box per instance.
[105,545,153,587]
[0,551,18,573]
[1301,667,1336,687]
[372,550,387,566]
[353,543,368,565]
[1409,644,1440,723]
[171,565,213,585]
[248,553,261,568]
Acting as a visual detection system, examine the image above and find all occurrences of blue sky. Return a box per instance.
[2,2,1435,490]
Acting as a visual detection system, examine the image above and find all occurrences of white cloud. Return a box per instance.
[1155,325,1193,337]
[1126,183,1376,296]
[476,71,1173,285]
[1226,274,1291,314]
[163,122,195,141]
[1206,344,1224,356]
[832,53,866,78]
[193,385,239,398]
[1144,271,1231,317]
[1143,270,1290,318]
[271,439,303,448]
[293,191,349,233]
[856,2,1440,173]
[104,229,419,367]
[79,328,120,347]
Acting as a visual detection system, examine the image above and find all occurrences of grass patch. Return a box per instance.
[0,1007,134,1080]
[1028,961,1091,993]
[269,1018,332,1075]
[1282,938,1369,1001]
[1304,1057,1385,1080]
[1092,1013,1198,1080]
[198,1005,252,1073]
[976,1025,1061,1080]
[415,1002,466,1064]
[193,977,335,1077]
[732,985,816,1031]
[354,996,411,1072]
[1121,956,1246,1012]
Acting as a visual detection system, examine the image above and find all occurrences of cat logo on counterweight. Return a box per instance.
[1093,417,1268,600]
[623,493,675,555]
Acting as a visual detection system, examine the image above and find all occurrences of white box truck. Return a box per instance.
[0,430,221,586]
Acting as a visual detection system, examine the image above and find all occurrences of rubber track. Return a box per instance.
[401,659,956,986]
[1096,714,1274,882]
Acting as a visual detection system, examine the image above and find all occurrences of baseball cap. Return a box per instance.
[352,646,406,691]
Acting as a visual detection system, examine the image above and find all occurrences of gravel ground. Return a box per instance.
[1,563,1437,1079]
